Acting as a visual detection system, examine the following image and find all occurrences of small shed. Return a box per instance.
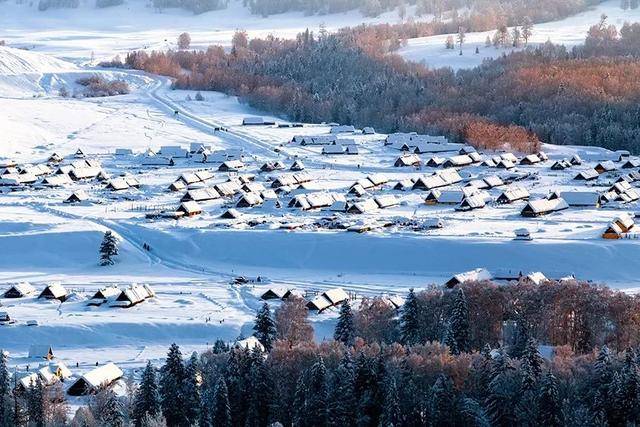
[220,209,242,219]
[87,286,121,306]
[394,154,421,167]
[574,169,599,181]
[595,161,617,174]
[64,190,89,204]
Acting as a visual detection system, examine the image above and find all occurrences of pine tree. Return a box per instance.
[429,374,455,424]
[334,300,355,346]
[443,323,459,355]
[399,288,421,345]
[449,288,470,353]
[537,372,562,427]
[458,397,491,427]
[99,230,119,266]
[182,353,201,425]
[245,353,271,427]
[292,374,308,427]
[253,303,276,351]
[380,378,401,427]
[620,349,640,423]
[133,361,161,427]
[159,343,186,426]
[485,350,519,426]
[26,377,46,427]
[509,320,530,358]
[212,377,231,427]
[593,345,613,416]
[0,351,13,426]
[306,359,329,427]
[520,338,543,392]
[328,353,356,426]
[101,388,125,427]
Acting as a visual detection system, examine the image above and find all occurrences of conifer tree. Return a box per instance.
[212,377,231,427]
[182,352,201,425]
[399,288,421,345]
[100,388,125,427]
[334,300,355,346]
[26,377,46,427]
[458,397,491,427]
[133,361,161,427]
[620,349,640,423]
[99,230,119,266]
[306,358,329,427]
[292,374,308,427]
[449,287,470,353]
[520,338,543,392]
[253,303,276,351]
[159,343,186,426]
[485,350,519,426]
[380,378,401,427]
[328,353,356,426]
[429,374,455,425]
[0,351,13,426]
[245,352,271,427]
[537,372,562,427]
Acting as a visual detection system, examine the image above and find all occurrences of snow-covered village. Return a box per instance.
[2,0,640,425]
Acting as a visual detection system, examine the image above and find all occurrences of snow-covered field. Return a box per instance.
[399,0,640,69]
[1,2,640,397]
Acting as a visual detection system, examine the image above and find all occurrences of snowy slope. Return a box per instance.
[0,45,76,75]
[399,0,640,70]
[0,0,426,63]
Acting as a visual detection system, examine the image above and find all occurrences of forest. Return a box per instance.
[120,16,640,153]
[5,279,640,426]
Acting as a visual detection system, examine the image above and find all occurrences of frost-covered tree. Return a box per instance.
[100,388,125,427]
[253,303,276,351]
[26,376,46,427]
[520,338,543,392]
[159,343,185,426]
[245,352,271,427]
[449,288,470,353]
[212,377,231,427]
[522,16,533,45]
[133,361,160,427]
[334,300,355,346]
[537,372,562,426]
[399,288,421,345]
[328,353,356,426]
[99,230,119,266]
[380,378,401,427]
[177,32,191,50]
[182,353,201,425]
[0,351,12,426]
[306,359,329,427]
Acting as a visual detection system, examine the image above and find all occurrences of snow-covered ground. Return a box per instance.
[1,3,640,397]
[399,0,640,69]
[0,0,424,64]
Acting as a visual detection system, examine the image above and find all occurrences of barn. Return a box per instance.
[110,284,155,308]
[177,201,203,217]
[3,282,37,298]
[38,283,68,302]
[497,187,530,204]
[28,345,55,360]
[445,268,492,288]
[87,286,121,306]
[521,198,569,217]
[67,363,124,396]
[64,190,89,204]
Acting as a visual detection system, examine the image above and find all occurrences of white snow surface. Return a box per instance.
[1,3,640,397]
[399,0,640,69]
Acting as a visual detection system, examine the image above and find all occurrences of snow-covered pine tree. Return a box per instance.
[537,372,562,427]
[212,377,231,427]
[253,303,276,351]
[620,349,640,423]
[520,337,543,392]
[449,287,470,353]
[100,388,125,427]
[159,343,186,426]
[458,397,491,427]
[306,358,329,427]
[485,350,519,426]
[328,353,356,426]
[292,374,308,427]
[0,351,13,426]
[334,300,355,346]
[399,288,421,345]
[26,376,46,427]
[245,352,272,427]
[380,378,401,427]
[99,230,119,266]
[133,361,161,427]
[182,352,201,425]
[443,322,459,355]
[429,374,455,425]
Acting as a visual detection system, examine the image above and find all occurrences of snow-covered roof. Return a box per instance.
[28,345,54,359]
[446,268,492,287]
[235,336,265,352]
[68,363,123,394]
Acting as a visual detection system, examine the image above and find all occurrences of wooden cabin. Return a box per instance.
[3,282,37,298]
[38,283,68,302]
[177,201,203,217]
[445,268,492,288]
[521,198,569,217]
[67,363,123,396]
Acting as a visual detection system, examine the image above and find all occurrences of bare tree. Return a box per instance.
[177,32,191,50]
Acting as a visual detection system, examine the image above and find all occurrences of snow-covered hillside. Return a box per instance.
[399,0,640,70]
[0,0,424,63]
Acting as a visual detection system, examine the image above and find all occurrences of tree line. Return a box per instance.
[3,279,640,425]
